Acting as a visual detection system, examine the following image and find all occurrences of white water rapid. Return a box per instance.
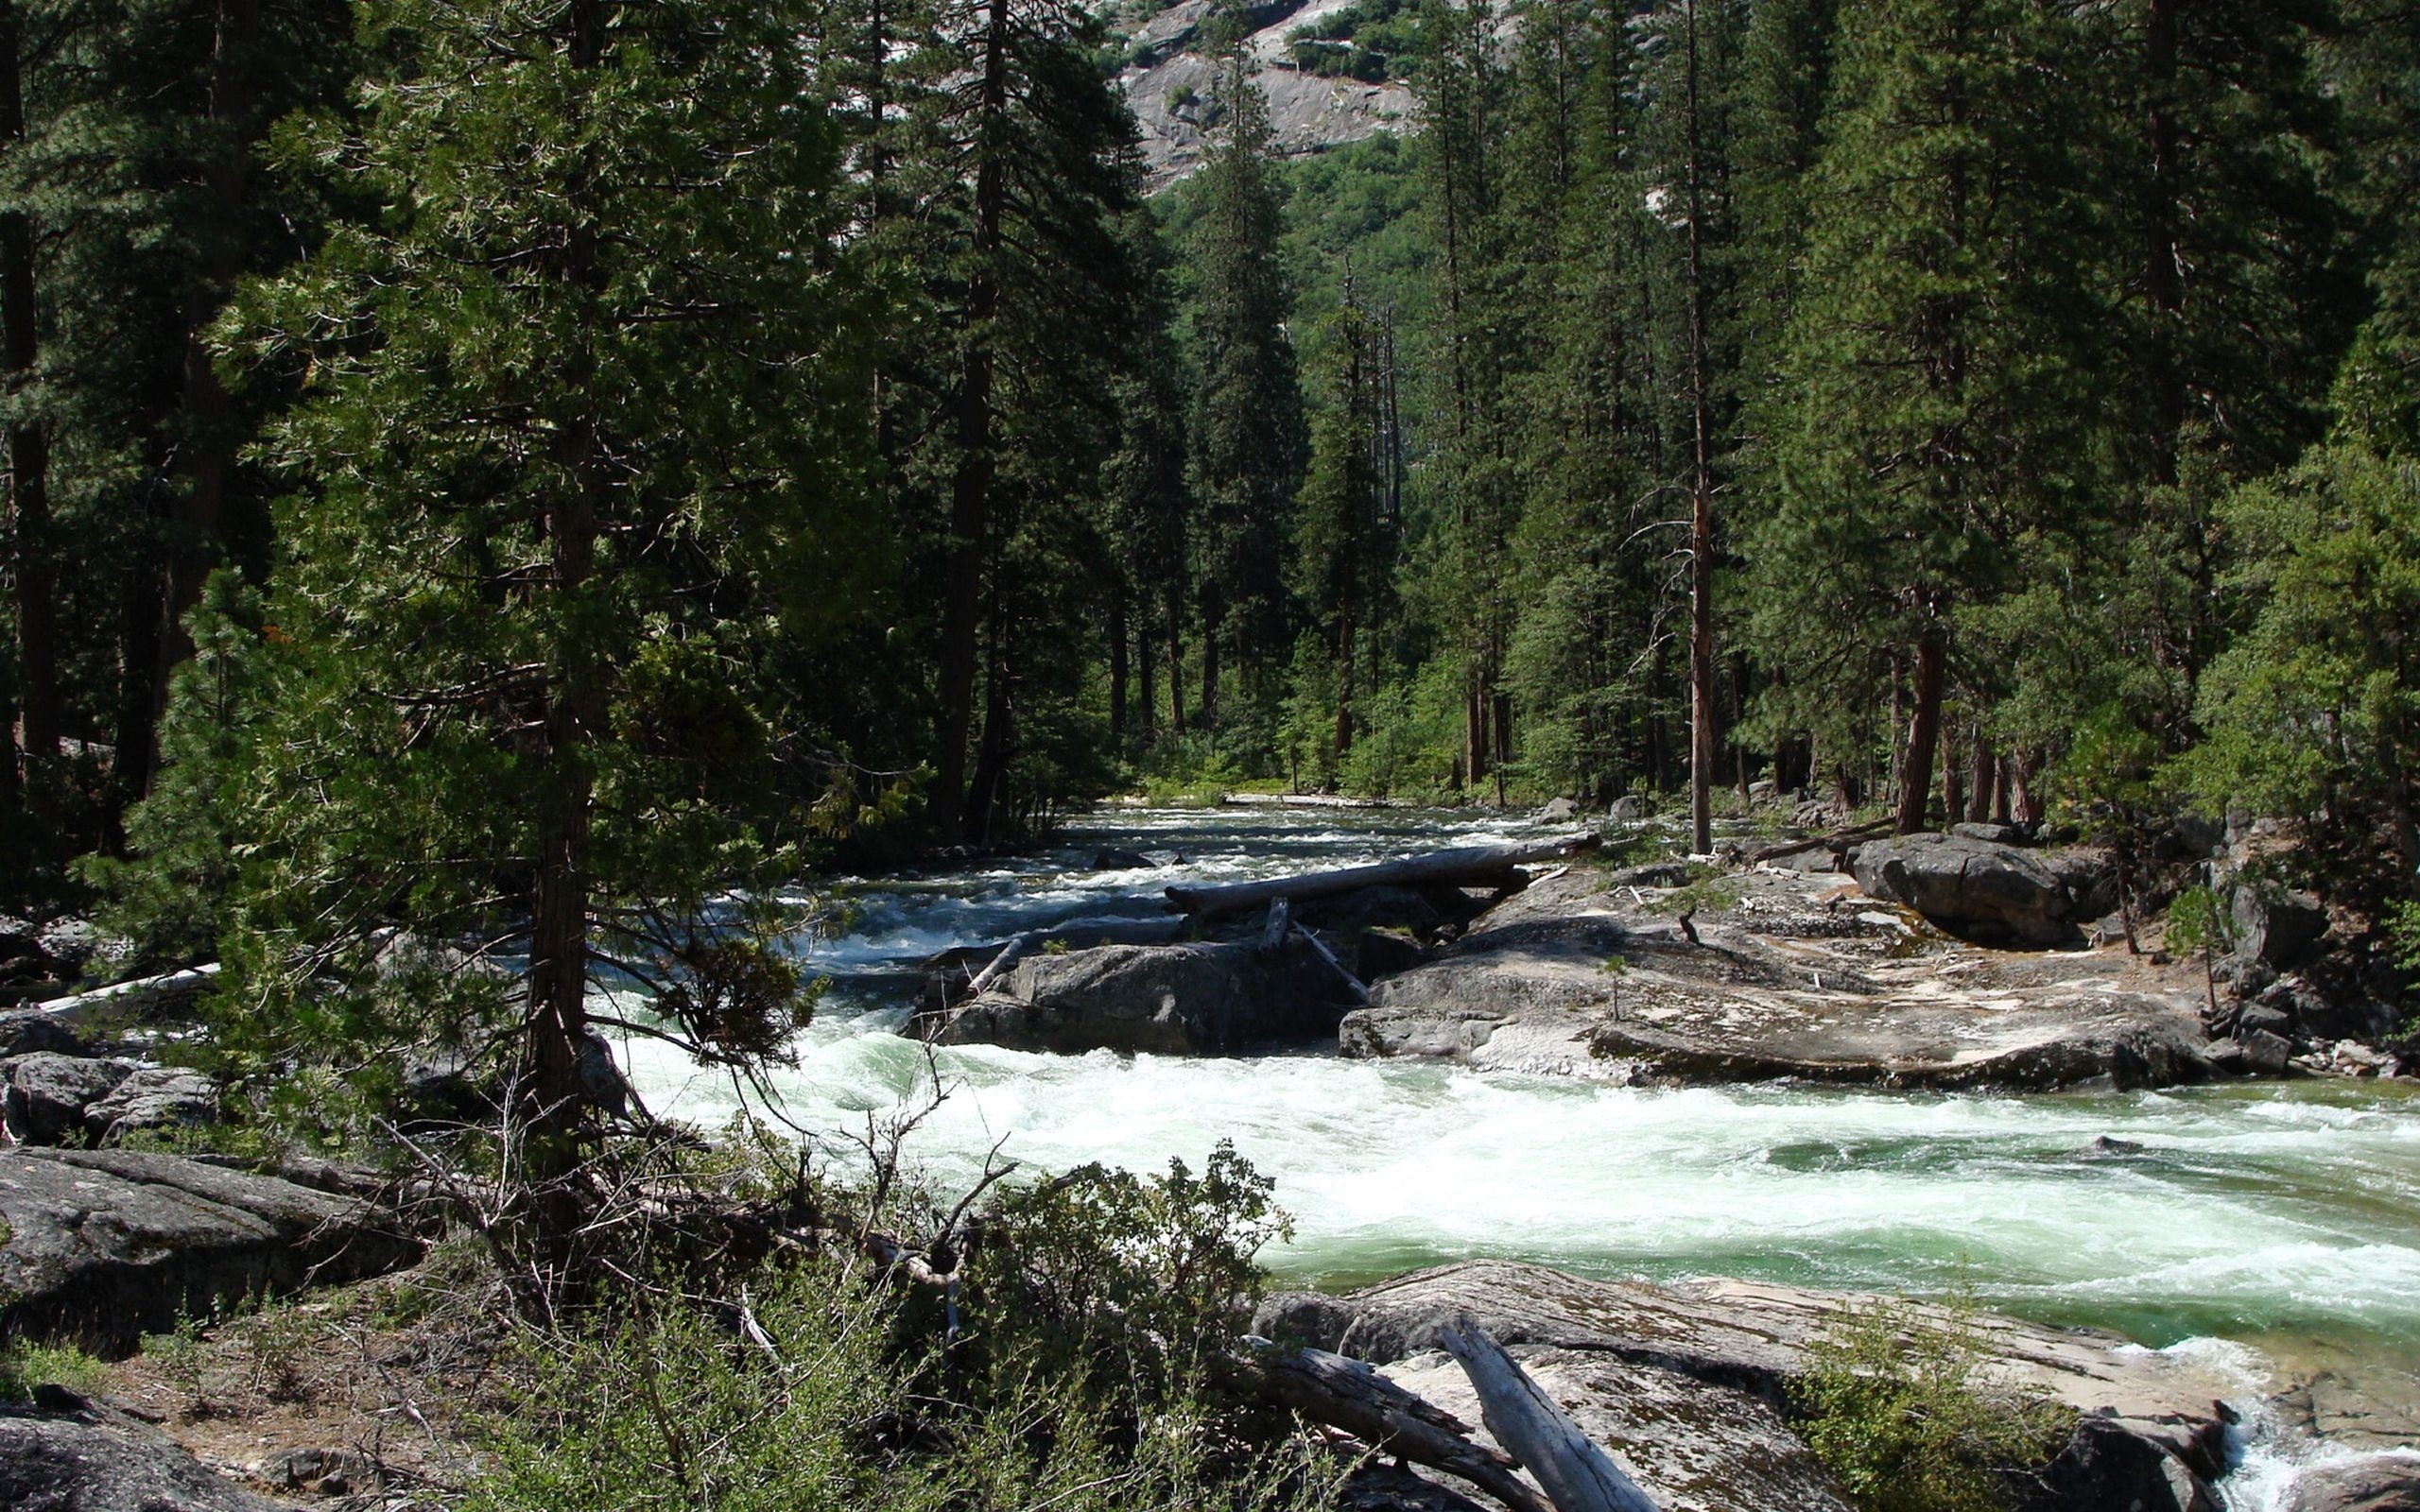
[618,806,2420,1510]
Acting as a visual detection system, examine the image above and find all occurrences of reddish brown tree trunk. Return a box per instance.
[1897,632,1945,834]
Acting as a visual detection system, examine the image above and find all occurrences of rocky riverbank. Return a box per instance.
[1270,1259,2240,1512]
[925,826,2407,1091]
[1,1177,2412,1512]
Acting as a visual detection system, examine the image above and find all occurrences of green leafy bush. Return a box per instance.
[0,1333,112,1403]
[1792,1303,2074,1512]
[467,1145,1322,1512]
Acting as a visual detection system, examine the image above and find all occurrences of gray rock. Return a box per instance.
[3,1053,135,1144]
[2233,885,2327,971]
[1091,847,1158,870]
[1610,795,1652,822]
[1853,833,2090,947]
[1354,929,1429,983]
[255,1445,382,1496]
[31,918,132,978]
[0,1147,423,1353]
[1296,885,1454,936]
[1536,796,1581,822]
[2238,1026,2295,1074]
[1255,1261,2232,1512]
[1772,845,1841,874]
[2284,1456,2420,1512]
[2024,1414,2221,1512]
[2043,847,2119,920]
[1345,868,2215,1091]
[1952,821,2028,844]
[2236,1001,2294,1040]
[83,1065,220,1143]
[0,1009,86,1057]
[930,936,1359,1055]
[0,1400,285,1511]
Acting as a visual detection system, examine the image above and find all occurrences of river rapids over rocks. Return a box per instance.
[617,805,2420,1510]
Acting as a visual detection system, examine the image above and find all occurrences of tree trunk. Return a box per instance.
[964,592,1011,846]
[523,0,613,1209]
[1968,724,1994,822]
[1335,610,1356,760]
[156,0,261,715]
[1166,594,1185,736]
[1201,605,1220,727]
[1464,672,1488,787]
[1942,733,1963,827]
[0,0,55,772]
[1683,0,1717,860]
[2143,0,2183,491]
[1492,689,1512,807]
[1896,631,1945,834]
[1436,1321,1662,1512]
[1108,593,1128,742]
[108,524,166,826]
[931,0,1010,840]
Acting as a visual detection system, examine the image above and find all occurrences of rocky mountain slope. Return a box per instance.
[1108,0,1415,187]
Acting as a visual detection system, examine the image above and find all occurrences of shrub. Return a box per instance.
[0,1334,112,1403]
[468,1202,1322,1512]
[1792,1302,2074,1512]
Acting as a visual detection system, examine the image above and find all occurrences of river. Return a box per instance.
[617,804,2420,1507]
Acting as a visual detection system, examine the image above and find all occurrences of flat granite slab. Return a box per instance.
[1345,870,2220,1091]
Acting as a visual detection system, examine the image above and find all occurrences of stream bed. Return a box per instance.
[618,804,2420,1507]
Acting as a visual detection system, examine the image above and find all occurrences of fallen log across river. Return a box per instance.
[1164,833,1602,921]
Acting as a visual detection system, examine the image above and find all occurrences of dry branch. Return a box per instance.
[1436,1319,1660,1512]
[1246,1342,1550,1512]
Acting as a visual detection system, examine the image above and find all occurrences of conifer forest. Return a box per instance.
[0,0,2417,1508]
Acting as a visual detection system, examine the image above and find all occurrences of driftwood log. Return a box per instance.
[1436,1319,1661,1512]
[1247,1342,1551,1512]
[1222,792,1405,810]
[1167,834,1602,921]
[962,936,1026,999]
[1746,818,1893,866]
[35,962,220,1024]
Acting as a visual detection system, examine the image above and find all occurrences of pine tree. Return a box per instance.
[1291,285,1398,780]
[1186,46,1305,731]
[1415,0,1516,797]
[889,0,1153,841]
[167,0,869,1203]
[1758,0,2101,833]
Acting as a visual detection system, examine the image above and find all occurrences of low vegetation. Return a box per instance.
[1792,1303,2076,1512]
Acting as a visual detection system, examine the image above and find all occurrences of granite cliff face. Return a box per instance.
[1107,0,1415,187]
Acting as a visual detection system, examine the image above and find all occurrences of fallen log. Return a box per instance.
[963,936,1026,1000]
[1437,1318,1660,1512]
[1167,834,1602,921]
[1746,817,1894,866]
[1245,1341,1550,1512]
[1222,792,1405,810]
[34,962,220,1024]
[1291,922,1372,1005]
[1261,899,1300,954]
